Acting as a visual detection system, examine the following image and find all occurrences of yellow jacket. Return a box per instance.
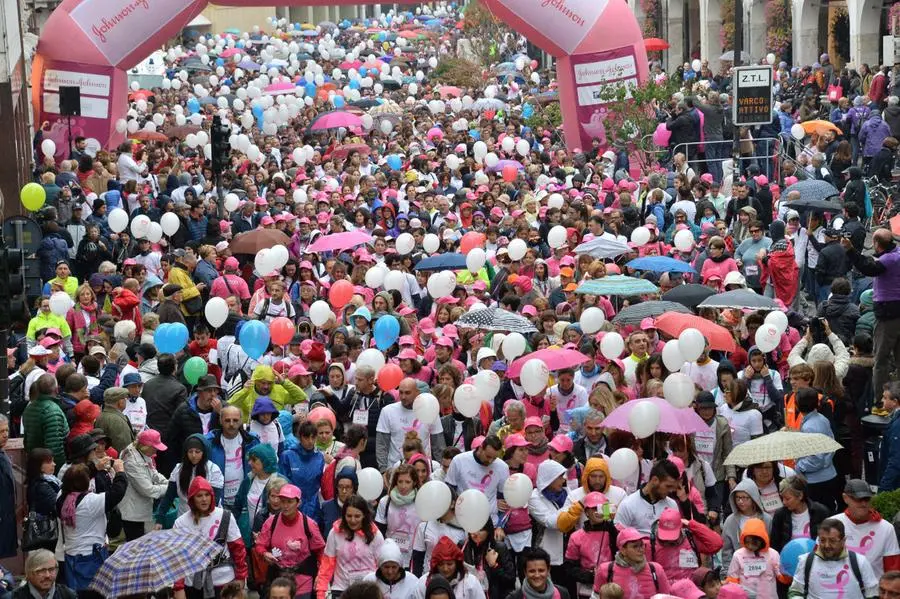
[167,266,201,314]
[48,276,79,299]
[26,312,72,340]
[229,365,308,423]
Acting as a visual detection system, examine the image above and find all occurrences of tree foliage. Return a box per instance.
[460,0,513,66]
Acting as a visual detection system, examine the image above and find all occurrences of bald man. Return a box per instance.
[375,377,445,472]
[206,404,260,508]
[843,228,900,401]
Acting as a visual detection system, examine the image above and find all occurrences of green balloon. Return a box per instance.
[184,356,208,385]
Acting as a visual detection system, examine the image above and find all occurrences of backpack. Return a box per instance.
[649,522,700,564]
[607,561,659,591]
[802,551,864,599]
[266,512,318,576]
[320,458,339,502]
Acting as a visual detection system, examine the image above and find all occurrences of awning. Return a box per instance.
[186,14,212,27]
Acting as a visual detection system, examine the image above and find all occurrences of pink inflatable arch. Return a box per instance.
[32,0,648,153]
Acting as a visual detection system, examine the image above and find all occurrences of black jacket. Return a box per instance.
[818,294,860,345]
[666,110,699,154]
[869,146,895,182]
[815,241,849,284]
[12,584,77,599]
[143,374,188,435]
[769,501,830,552]
[26,476,60,518]
[441,413,483,452]
[462,537,517,599]
[163,397,218,477]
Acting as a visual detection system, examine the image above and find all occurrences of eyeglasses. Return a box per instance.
[750,229,762,234]
[32,566,58,576]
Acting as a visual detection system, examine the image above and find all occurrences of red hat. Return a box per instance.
[657,507,683,542]
[137,429,167,451]
[305,342,326,363]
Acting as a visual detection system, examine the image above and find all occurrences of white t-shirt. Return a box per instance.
[375,496,420,565]
[62,493,110,556]
[412,520,466,572]
[833,513,900,579]
[717,403,764,446]
[444,451,510,523]
[173,507,242,586]
[791,552,878,599]
[738,371,784,413]
[693,421,718,465]
[613,490,679,534]
[377,403,443,465]
[221,435,244,502]
[548,384,588,434]
[681,359,720,392]
[122,396,148,434]
[246,477,268,522]
[169,462,225,516]
[791,510,811,540]
[253,298,295,323]
[758,482,783,515]
[249,420,284,455]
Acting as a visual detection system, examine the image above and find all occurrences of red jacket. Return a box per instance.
[111,289,143,337]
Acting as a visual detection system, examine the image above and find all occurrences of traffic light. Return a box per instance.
[0,247,25,326]
[210,115,231,174]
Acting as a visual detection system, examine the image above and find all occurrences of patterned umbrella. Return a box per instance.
[724,431,843,466]
[781,179,840,204]
[455,307,537,334]
[575,275,659,296]
[369,100,403,116]
[89,530,221,597]
[611,301,692,325]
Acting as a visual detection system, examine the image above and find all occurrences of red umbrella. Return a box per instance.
[128,90,155,102]
[129,130,168,142]
[644,38,670,52]
[330,143,371,160]
[305,231,373,253]
[438,86,462,98]
[654,312,737,352]
[506,349,589,379]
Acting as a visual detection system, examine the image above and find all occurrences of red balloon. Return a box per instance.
[269,317,296,346]
[502,165,518,183]
[377,363,404,392]
[459,231,486,254]
[329,279,354,308]
[530,60,539,70]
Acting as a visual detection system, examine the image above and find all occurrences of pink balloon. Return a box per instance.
[652,123,671,147]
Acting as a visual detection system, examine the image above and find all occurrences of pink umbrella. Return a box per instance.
[219,48,241,58]
[438,85,462,98]
[309,110,364,132]
[600,397,709,435]
[305,231,373,253]
[264,81,298,96]
[339,60,363,70]
[506,348,588,378]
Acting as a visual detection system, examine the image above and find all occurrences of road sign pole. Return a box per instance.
[732,0,743,189]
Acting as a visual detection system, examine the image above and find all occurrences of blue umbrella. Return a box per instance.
[198,96,218,105]
[626,256,696,274]
[237,60,261,71]
[575,275,659,296]
[414,253,467,271]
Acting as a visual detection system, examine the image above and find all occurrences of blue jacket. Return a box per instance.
[320,467,358,533]
[860,113,892,158]
[278,444,325,520]
[880,409,900,491]
[194,259,219,287]
[38,233,70,281]
[205,429,260,498]
[796,411,838,483]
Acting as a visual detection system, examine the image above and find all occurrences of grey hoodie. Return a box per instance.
[721,478,773,573]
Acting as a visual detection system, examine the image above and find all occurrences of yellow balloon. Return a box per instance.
[20,182,46,212]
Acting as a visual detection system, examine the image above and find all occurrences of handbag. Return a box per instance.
[22,512,58,552]
[184,294,203,316]
[827,84,843,102]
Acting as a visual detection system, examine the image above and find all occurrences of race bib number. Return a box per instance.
[744,265,759,276]
[743,557,767,577]
[353,409,369,425]
[224,479,240,499]
[394,532,411,554]
[679,550,699,569]
[761,493,782,513]
[694,436,714,456]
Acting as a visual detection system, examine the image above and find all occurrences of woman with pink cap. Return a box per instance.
[594,527,671,599]
[563,491,617,599]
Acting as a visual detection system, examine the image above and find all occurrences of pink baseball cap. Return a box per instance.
[40,336,61,348]
[640,317,656,330]
[548,435,573,453]
[521,306,538,317]
[44,328,64,339]
[471,436,486,450]
[442,325,458,339]
[224,257,239,270]
[137,429,167,451]
[278,484,302,500]
[504,433,529,449]
[418,318,436,334]
[317,212,331,224]
[559,255,576,267]
[524,416,544,430]
[398,306,417,316]
[583,491,608,509]
[617,527,648,549]
[435,337,453,347]
[399,335,415,346]
[657,507,683,542]
[254,197,268,206]
[288,363,311,377]
[260,215,275,226]
[398,349,419,360]
[220,220,233,233]
[472,280,487,292]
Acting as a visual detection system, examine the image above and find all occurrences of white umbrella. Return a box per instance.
[724,431,843,466]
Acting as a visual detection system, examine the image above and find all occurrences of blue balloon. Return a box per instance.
[333,96,345,108]
[378,32,387,42]
[359,67,367,77]
[780,538,815,577]
[349,79,360,90]
[186,98,200,115]
[469,130,480,140]
[386,154,402,170]
[373,315,400,351]
[522,104,534,119]
[215,57,225,66]
[239,320,271,360]
[305,82,317,97]
[155,322,189,354]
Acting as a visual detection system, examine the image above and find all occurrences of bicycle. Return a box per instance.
[864,176,897,227]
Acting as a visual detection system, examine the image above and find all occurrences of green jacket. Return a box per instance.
[23,396,69,471]
[230,365,308,423]
[95,406,136,453]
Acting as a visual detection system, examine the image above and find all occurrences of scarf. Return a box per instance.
[708,251,731,263]
[528,440,548,456]
[389,488,416,506]
[61,492,84,528]
[521,578,556,599]
[615,551,647,573]
[542,487,567,508]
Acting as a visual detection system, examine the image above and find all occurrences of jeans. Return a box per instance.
[816,281,833,305]
[873,316,900,405]
[705,140,726,185]
[851,135,861,164]
[850,270,873,303]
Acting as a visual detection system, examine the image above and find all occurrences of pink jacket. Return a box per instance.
[594,560,672,599]
[645,519,723,582]
[254,512,326,595]
[65,303,101,354]
[700,257,739,284]
[567,527,616,597]
[725,547,781,599]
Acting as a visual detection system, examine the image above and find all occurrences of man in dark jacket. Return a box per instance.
[879,382,900,491]
[817,278,860,345]
[146,354,190,475]
[812,227,849,304]
[884,96,900,137]
[665,101,700,163]
[156,284,186,325]
[13,549,78,599]
[330,365,392,469]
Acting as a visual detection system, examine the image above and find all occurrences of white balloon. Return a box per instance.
[466,248,486,273]
[628,400,660,438]
[691,59,702,72]
[579,307,606,334]
[309,300,334,327]
[205,296,229,328]
[678,328,705,362]
[146,222,164,244]
[422,233,440,254]
[115,119,127,133]
[507,239,527,261]
[520,359,549,395]
[413,393,440,425]
[767,53,777,65]
[473,370,501,402]
[631,226,651,246]
[755,323,781,353]
[547,193,564,210]
[130,81,140,91]
[152,113,165,127]
[516,139,531,157]
[127,120,140,134]
[224,193,240,212]
[663,373,696,408]
[501,137,515,153]
[764,311,788,336]
[254,248,272,275]
[791,123,805,141]
[41,139,56,158]
[415,481,452,521]
[600,332,625,360]
[356,467,384,501]
[674,229,695,252]
[501,332,527,361]
[468,302,487,312]
[503,473,534,509]
[547,225,568,249]
[484,153,499,168]
[608,448,639,480]
[175,114,187,126]
[362,265,384,289]
[49,291,71,317]
[384,270,406,292]
[380,119,393,134]
[160,212,180,236]
[269,245,289,271]
[455,489,490,533]
[396,233,415,255]
[108,208,129,233]
[426,271,456,299]
[357,348,386,371]
[661,340,685,372]
[491,334,506,353]
[129,214,151,239]
[453,384,481,418]
[473,141,487,158]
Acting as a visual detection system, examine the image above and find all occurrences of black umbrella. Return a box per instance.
[782,179,840,203]
[661,284,716,309]
[350,98,380,108]
[381,79,401,90]
[784,198,844,213]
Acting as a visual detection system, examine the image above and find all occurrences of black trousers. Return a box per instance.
[122,520,147,541]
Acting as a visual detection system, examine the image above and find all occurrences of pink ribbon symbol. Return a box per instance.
[402,419,421,433]
[472,471,493,492]
[846,532,875,555]
[821,565,852,599]
[208,518,221,540]
[226,446,243,469]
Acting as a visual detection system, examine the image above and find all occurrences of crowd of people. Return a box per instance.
[15,3,900,599]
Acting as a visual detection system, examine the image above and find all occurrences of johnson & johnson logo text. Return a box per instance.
[90,0,151,44]
[540,0,586,26]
